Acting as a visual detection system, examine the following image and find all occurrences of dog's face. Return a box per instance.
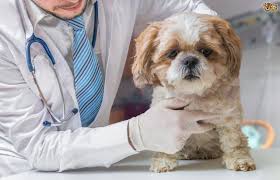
[132,13,241,95]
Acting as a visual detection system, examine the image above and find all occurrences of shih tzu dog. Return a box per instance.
[132,12,256,172]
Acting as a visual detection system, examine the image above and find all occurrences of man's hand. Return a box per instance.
[128,98,219,154]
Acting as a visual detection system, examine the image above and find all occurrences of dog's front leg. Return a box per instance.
[216,116,256,171]
[150,152,178,173]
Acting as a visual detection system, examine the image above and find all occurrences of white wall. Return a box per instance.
[240,44,280,147]
[203,0,280,147]
[204,0,279,18]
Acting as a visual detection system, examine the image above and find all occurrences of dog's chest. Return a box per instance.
[152,85,241,115]
[185,94,236,114]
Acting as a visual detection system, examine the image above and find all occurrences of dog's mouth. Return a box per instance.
[184,74,200,81]
[181,63,201,81]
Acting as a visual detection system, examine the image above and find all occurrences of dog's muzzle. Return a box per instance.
[181,56,201,80]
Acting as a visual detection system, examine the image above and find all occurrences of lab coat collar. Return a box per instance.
[24,0,48,30]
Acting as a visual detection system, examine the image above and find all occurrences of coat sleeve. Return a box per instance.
[134,0,217,35]
[0,43,137,172]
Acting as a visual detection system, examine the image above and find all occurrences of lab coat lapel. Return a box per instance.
[40,26,79,107]
[92,0,138,127]
[98,0,109,71]
[89,0,111,127]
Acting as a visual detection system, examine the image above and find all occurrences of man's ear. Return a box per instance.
[208,16,242,78]
[132,22,161,88]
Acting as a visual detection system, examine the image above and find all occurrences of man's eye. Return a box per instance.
[199,48,213,57]
[166,49,180,59]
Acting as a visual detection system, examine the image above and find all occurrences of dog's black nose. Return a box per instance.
[183,56,199,69]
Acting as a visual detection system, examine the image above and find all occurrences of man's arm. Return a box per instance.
[134,0,217,35]
[0,45,137,172]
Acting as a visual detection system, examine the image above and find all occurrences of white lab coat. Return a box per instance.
[0,0,216,177]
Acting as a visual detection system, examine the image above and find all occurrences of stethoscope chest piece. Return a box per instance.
[43,108,79,127]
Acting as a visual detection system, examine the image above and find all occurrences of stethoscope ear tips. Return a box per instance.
[43,121,52,127]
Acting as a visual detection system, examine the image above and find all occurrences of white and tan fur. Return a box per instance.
[132,13,256,172]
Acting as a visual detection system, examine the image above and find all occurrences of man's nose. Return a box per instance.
[182,56,199,69]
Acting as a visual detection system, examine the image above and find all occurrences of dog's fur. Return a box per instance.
[132,13,256,172]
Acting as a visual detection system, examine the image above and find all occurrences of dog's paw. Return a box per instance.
[150,157,178,173]
[224,157,256,171]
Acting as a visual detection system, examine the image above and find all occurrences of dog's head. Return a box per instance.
[132,13,241,95]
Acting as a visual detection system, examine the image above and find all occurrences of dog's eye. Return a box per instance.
[166,49,180,59]
[199,48,213,57]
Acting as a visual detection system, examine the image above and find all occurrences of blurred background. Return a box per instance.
[110,0,280,149]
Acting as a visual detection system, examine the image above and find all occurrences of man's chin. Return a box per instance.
[53,12,84,20]
[52,9,85,20]
[57,0,87,19]
[47,3,87,20]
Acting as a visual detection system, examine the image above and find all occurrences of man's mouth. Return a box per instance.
[59,0,83,11]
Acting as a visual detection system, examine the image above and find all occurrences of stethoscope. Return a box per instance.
[26,2,99,128]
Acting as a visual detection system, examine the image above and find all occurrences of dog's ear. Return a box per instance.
[209,16,241,78]
[132,22,161,88]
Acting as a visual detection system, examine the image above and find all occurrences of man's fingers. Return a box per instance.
[199,118,224,124]
[160,98,189,110]
[183,110,220,121]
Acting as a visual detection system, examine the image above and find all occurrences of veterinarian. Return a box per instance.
[0,0,217,177]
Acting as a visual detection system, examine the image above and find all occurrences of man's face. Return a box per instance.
[32,0,87,19]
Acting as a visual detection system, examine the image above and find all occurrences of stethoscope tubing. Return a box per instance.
[31,67,66,123]
[26,34,56,73]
